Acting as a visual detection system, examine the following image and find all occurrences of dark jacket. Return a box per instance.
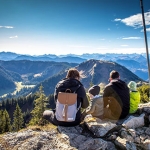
[53,78,89,126]
[103,79,130,119]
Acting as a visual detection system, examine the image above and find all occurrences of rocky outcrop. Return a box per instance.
[0,126,108,150]
[0,102,150,150]
[85,102,150,150]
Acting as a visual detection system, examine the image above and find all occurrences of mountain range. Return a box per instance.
[0,51,149,81]
[32,59,143,96]
[0,52,147,99]
[0,60,77,84]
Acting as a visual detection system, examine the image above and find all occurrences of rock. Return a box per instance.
[128,129,136,137]
[145,127,150,136]
[115,137,136,150]
[134,136,141,144]
[121,130,128,138]
[120,129,134,142]
[140,134,147,142]
[108,134,117,140]
[57,125,83,134]
[126,135,134,142]
[1,102,150,150]
[0,144,5,150]
[126,141,137,150]
[1,128,77,150]
[107,141,117,150]
[85,117,116,137]
[78,138,107,150]
[136,127,145,135]
[122,113,145,129]
[115,136,127,150]
[143,107,150,114]
[58,126,108,150]
[138,102,150,114]
[141,139,150,150]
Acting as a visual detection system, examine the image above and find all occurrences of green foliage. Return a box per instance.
[138,84,150,103]
[89,81,94,88]
[0,94,36,127]
[0,109,11,133]
[0,66,16,92]
[12,103,24,131]
[29,85,48,126]
[47,94,55,109]
[0,110,3,133]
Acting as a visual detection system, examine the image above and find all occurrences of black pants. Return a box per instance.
[43,110,58,125]
[43,110,82,127]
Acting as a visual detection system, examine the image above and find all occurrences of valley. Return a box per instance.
[0,52,148,99]
[0,82,35,99]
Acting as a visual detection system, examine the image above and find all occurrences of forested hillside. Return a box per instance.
[31,59,144,96]
[0,60,77,98]
[0,84,149,134]
[0,66,22,94]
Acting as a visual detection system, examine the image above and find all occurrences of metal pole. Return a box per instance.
[140,0,150,100]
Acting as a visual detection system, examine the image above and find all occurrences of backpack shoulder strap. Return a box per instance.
[74,85,82,110]
[74,85,81,93]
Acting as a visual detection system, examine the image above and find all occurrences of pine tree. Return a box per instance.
[0,110,3,133]
[13,103,24,131]
[89,81,94,88]
[2,109,11,133]
[29,85,48,125]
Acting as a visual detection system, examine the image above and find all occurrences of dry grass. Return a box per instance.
[0,81,35,98]
[13,82,35,95]
[26,124,57,131]
[0,124,58,150]
[0,136,10,150]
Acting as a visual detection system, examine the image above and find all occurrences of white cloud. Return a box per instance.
[122,37,142,40]
[106,47,146,54]
[67,45,88,48]
[96,47,107,50]
[121,45,128,47]
[9,35,18,38]
[141,27,150,32]
[0,26,14,28]
[147,28,150,31]
[114,18,121,21]
[114,12,150,29]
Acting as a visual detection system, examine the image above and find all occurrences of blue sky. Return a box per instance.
[0,0,150,55]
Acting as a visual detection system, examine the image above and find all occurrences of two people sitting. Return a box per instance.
[43,69,141,126]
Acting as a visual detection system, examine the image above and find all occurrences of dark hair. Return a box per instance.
[88,85,100,96]
[66,68,80,79]
[110,70,119,79]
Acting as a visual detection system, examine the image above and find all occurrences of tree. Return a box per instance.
[138,84,150,103]
[89,81,94,88]
[29,85,48,125]
[12,103,24,131]
[48,94,55,109]
[1,109,11,133]
[0,110,3,133]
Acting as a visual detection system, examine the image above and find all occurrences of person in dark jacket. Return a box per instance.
[103,70,130,120]
[43,68,89,126]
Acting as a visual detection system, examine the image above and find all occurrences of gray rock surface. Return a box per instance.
[0,102,150,150]
[85,118,117,137]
